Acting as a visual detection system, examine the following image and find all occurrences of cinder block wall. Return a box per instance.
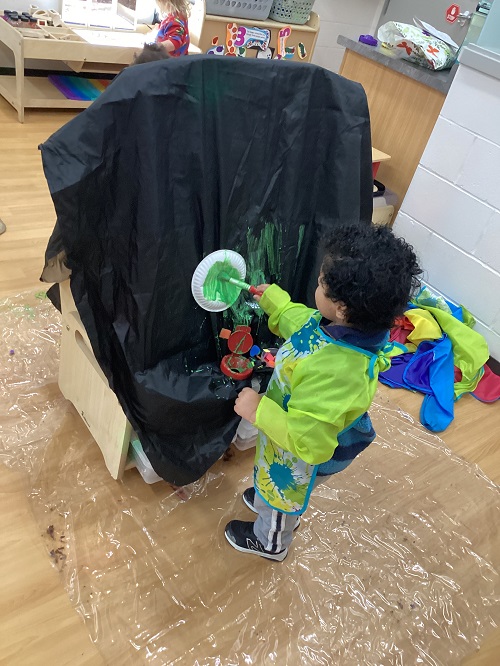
[395,64,500,359]
[312,0,382,73]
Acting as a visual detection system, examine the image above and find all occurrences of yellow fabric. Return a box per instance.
[405,309,442,347]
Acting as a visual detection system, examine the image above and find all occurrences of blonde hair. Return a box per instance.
[157,0,191,16]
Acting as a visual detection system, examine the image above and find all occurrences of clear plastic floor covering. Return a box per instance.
[1,292,499,665]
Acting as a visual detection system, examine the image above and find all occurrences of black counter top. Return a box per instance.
[337,35,458,94]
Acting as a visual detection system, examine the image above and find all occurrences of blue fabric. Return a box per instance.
[317,413,376,475]
[321,322,389,354]
[378,353,413,389]
[406,338,455,432]
[380,336,455,432]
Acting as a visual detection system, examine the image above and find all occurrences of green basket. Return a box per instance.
[269,0,315,25]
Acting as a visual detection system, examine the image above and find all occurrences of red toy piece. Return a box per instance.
[221,353,254,380]
[227,326,253,354]
[220,326,255,380]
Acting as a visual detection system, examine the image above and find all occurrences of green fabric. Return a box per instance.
[455,366,485,399]
[416,304,488,398]
[461,305,476,329]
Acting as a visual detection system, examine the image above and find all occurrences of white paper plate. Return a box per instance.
[191,249,247,312]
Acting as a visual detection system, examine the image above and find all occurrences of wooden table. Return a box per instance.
[0,19,200,122]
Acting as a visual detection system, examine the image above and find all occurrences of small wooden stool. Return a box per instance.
[59,281,131,479]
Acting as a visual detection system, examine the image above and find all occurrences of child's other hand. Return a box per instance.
[234,388,262,424]
[253,284,271,302]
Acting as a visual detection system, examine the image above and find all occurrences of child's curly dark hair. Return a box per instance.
[133,43,170,65]
[320,224,422,331]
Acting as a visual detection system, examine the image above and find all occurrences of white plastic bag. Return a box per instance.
[377,21,457,70]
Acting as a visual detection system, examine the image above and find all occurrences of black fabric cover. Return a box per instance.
[41,56,373,486]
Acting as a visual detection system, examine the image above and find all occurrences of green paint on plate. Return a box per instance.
[202,258,241,305]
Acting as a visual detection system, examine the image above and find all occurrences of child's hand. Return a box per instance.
[234,388,262,424]
[253,284,271,302]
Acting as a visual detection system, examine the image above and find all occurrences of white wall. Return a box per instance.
[312,0,384,73]
[394,63,500,360]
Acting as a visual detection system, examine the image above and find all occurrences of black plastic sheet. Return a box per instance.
[41,57,373,484]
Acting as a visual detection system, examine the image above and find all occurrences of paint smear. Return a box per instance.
[228,297,253,327]
[202,259,241,305]
[296,225,305,259]
[226,221,284,328]
[245,222,283,285]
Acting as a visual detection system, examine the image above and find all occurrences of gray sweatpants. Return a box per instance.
[253,476,326,553]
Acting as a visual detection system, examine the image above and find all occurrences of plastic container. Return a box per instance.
[232,377,260,451]
[233,418,258,451]
[129,438,163,484]
[269,0,315,25]
[206,0,272,21]
[372,185,398,227]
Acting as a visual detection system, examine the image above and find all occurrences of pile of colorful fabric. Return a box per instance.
[380,287,500,432]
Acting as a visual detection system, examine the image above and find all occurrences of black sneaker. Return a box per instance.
[224,520,288,561]
[242,487,258,513]
[242,487,301,530]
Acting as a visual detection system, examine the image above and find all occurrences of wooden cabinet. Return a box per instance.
[340,46,447,217]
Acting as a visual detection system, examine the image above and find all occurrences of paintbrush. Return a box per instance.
[219,273,260,296]
[191,249,261,312]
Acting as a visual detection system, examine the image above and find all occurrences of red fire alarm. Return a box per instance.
[446,4,460,23]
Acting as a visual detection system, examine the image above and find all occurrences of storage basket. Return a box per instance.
[269,0,314,25]
[205,0,272,21]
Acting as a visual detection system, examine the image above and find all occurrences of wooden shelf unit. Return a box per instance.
[0,74,92,110]
[190,3,320,62]
[0,18,199,121]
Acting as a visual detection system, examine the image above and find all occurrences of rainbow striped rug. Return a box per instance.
[48,75,111,101]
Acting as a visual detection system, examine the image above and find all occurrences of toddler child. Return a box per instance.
[133,42,171,65]
[225,223,421,561]
[155,0,190,57]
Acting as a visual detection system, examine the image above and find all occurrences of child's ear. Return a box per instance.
[335,303,349,323]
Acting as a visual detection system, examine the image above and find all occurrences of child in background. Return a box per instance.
[155,0,191,57]
[225,224,421,561]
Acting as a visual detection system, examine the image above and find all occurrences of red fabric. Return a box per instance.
[472,364,500,403]
[389,315,414,346]
[455,364,500,402]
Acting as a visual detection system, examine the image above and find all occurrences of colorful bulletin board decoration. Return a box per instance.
[206,22,297,59]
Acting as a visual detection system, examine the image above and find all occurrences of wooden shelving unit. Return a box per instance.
[190,3,320,62]
[0,18,199,122]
